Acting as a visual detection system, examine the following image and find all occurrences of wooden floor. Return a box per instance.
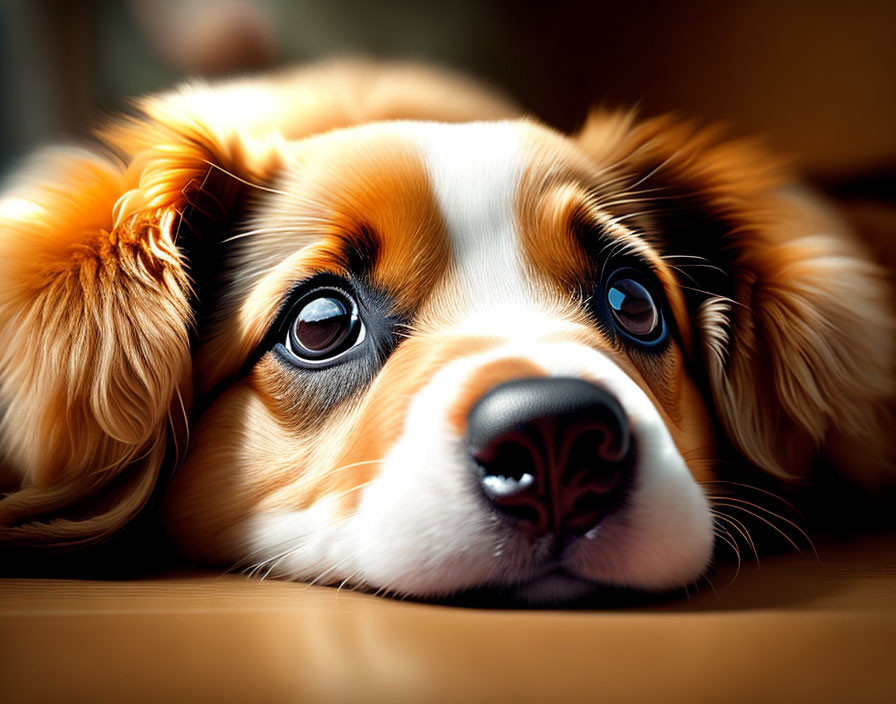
[2,533,895,704]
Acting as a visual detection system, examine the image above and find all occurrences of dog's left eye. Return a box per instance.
[285,289,364,362]
[605,269,665,344]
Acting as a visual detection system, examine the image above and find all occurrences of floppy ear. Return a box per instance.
[577,113,896,488]
[0,85,284,550]
[0,60,520,552]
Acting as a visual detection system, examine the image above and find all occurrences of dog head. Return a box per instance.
[1,62,893,603]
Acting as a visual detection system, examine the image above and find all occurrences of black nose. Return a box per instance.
[467,377,633,539]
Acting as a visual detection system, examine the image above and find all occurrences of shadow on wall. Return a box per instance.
[1,0,895,177]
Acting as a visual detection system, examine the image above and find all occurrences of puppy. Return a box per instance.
[1,61,893,604]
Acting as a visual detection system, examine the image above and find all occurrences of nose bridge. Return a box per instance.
[420,319,616,443]
[417,288,595,354]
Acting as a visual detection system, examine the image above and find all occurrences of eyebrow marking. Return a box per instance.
[196,129,450,391]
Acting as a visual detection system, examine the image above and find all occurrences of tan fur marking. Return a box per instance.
[447,358,548,436]
[513,127,694,356]
[298,137,451,313]
[196,132,451,396]
[515,129,599,290]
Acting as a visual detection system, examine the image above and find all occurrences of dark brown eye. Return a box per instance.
[287,290,362,361]
[606,272,664,342]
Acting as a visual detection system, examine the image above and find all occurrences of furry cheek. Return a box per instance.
[162,332,508,564]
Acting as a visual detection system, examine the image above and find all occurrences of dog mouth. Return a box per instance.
[504,568,599,605]
[434,568,680,609]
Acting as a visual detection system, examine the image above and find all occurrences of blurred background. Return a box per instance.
[1,0,895,180]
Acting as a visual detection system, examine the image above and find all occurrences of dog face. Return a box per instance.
[165,120,718,602]
[1,63,893,603]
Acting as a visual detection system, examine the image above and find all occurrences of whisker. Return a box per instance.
[701,480,807,522]
[243,546,292,580]
[186,166,229,215]
[677,284,751,311]
[200,160,290,197]
[304,556,355,590]
[166,384,191,469]
[601,210,660,225]
[604,185,671,200]
[221,226,310,245]
[713,510,759,563]
[327,479,379,503]
[660,253,713,263]
[597,193,686,210]
[261,552,293,581]
[667,263,701,287]
[700,573,724,606]
[627,142,694,191]
[248,544,299,580]
[582,169,639,195]
[310,458,385,484]
[711,521,742,587]
[335,569,366,595]
[711,501,806,556]
[670,261,729,277]
[597,237,643,285]
[712,496,817,559]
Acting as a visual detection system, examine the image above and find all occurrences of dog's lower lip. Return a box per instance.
[505,568,596,605]
[439,568,594,607]
[530,566,582,585]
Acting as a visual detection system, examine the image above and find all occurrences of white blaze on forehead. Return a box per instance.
[410,122,529,300]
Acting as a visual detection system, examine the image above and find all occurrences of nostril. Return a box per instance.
[472,431,551,534]
[474,437,539,499]
[481,471,535,499]
[565,428,605,483]
[474,440,548,533]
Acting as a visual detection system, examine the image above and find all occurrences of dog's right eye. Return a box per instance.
[603,268,667,346]
[284,289,365,363]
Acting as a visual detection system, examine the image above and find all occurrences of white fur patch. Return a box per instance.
[411,122,530,302]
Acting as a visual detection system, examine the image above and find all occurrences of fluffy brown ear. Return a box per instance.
[0,60,519,553]
[0,87,283,550]
[577,112,896,488]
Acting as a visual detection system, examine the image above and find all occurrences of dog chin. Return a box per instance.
[501,571,600,606]
[444,570,669,608]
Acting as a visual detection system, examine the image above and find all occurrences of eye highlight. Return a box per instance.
[605,269,666,344]
[285,288,364,363]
